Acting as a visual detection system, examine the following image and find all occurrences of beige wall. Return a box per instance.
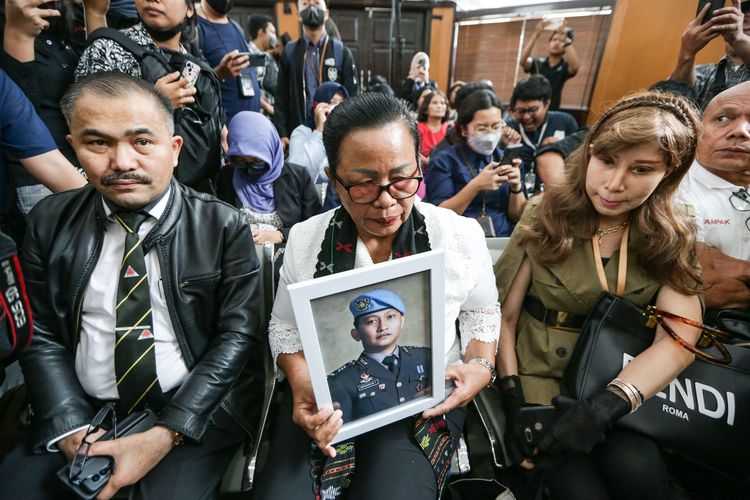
[429,6,456,92]
[588,0,726,123]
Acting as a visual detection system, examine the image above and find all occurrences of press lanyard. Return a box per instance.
[591,225,629,296]
[459,148,489,215]
[519,120,549,152]
[304,35,330,84]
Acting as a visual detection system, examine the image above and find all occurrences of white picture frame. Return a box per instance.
[288,250,446,443]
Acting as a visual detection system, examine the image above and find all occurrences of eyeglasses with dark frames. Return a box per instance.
[514,106,541,116]
[729,188,750,231]
[331,166,423,204]
[69,403,117,485]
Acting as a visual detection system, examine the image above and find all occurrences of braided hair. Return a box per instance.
[585,91,700,175]
[520,90,702,294]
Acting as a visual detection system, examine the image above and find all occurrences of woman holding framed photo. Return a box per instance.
[254,93,501,499]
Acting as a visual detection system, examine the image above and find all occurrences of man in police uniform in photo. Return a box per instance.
[328,289,431,423]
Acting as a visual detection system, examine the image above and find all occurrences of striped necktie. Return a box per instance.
[113,211,161,414]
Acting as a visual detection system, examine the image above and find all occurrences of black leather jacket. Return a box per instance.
[20,180,265,451]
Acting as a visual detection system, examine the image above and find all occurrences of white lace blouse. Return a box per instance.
[268,202,501,370]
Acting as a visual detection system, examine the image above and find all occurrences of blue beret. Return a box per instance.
[349,289,406,319]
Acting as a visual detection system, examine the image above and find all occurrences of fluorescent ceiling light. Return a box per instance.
[454,0,584,11]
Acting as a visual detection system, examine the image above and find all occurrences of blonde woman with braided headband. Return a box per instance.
[494,91,703,499]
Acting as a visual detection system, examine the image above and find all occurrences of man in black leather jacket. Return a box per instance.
[0,72,265,499]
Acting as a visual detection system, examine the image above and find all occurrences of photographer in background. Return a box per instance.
[670,0,750,111]
[274,0,358,150]
[196,0,260,120]
[0,0,90,216]
[520,18,579,111]
[248,14,276,116]
[505,75,578,193]
[399,51,437,108]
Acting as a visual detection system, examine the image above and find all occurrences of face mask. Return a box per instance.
[206,0,233,15]
[143,18,188,42]
[268,34,277,49]
[233,160,269,181]
[467,132,501,156]
[300,5,325,28]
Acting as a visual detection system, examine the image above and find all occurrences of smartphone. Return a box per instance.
[499,145,521,166]
[697,0,726,24]
[180,60,201,88]
[519,405,557,447]
[56,410,157,499]
[544,17,564,31]
[249,53,267,67]
[40,0,63,10]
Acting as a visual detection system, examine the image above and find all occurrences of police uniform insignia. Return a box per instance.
[415,382,423,392]
[378,383,386,390]
[324,57,335,66]
[417,364,425,374]
[357,372,379,391]
[327,66,338,81]
[359,392,366,398]
[328,359,356,377]
[353,297,370,311]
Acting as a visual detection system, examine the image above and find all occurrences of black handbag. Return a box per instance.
[705,308,750,342]
[561,292,750,482]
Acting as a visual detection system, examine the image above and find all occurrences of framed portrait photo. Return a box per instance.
[288,250,446,443]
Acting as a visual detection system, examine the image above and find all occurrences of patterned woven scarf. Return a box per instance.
[310,207,456,499]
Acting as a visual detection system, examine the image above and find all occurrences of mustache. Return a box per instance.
[101,172,153,185]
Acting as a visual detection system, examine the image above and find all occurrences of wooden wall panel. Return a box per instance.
[275,1,300,40]
[453,14,608,111]
[588,0,726,123]
[429,6,455,92]
[454,20,525,106]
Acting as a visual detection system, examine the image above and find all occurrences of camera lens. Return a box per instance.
[91,474,100,482]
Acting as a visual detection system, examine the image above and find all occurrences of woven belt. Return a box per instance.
[523,296,586,329]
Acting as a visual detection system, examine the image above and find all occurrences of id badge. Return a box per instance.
[476,214,496,237]
[239,73,255,97]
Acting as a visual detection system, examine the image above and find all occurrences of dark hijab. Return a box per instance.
[304,81,349,129]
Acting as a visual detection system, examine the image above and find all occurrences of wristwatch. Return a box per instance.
[170,429,184,448]
[467,357,497,386]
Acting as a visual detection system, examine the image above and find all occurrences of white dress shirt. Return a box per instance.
[678,160,750,261]
[75,188,189,399]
